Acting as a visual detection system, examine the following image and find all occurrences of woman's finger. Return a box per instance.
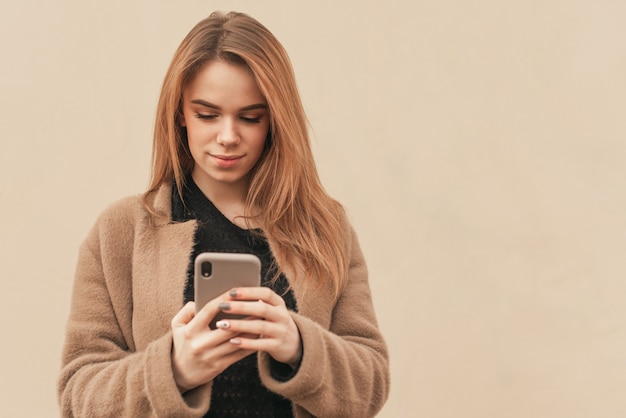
[218,299,283,322]
[186,289,235,333]
[171,301,196,328]
[214,307,302,366]
[225,319,302,367]
[228,287,285,307]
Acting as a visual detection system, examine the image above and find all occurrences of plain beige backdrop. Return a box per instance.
[1,1,626,417]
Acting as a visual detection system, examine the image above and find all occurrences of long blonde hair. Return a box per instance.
[144,11,348,298]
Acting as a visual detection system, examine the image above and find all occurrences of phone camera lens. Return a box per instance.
[201,261,212,278]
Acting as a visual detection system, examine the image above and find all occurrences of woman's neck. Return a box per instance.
[191,171,257,229]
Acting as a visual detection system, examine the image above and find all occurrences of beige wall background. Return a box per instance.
[1,0,625,416]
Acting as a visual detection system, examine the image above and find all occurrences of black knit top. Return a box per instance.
[171,178,297,418]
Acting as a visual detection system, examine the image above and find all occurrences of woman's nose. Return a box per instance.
[216,119,240,146]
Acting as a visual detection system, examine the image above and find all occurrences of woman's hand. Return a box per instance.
[170,295,256,393]
[214,287,302,368]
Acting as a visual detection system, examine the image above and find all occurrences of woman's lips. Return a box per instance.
[211,154,243,168]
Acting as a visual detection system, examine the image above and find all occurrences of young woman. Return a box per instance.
[58,11,389,418]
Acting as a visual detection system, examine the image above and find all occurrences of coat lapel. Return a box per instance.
[131,184,197,350]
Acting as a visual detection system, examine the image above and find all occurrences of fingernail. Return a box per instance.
[229,289,238,297]
[215,320,230,329]
[218,302,231,311]
[230,338,241,345]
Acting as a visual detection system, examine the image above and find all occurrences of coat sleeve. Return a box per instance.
[258,225,391,418]
[57,207,211,417]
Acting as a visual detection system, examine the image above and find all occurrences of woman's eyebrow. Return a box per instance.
[191,99,220,109]
[190,99,268,111]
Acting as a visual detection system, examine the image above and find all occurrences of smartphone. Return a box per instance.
[194,252,261,329]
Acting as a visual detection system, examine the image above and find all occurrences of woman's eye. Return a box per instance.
[196,114,217,120]
[241,116,262,124]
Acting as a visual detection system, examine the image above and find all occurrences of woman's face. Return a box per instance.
[181,60,269,195]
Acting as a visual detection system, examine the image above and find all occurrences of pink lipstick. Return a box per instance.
[212,154,243,168]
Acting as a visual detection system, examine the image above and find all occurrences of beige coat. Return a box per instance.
[58,183,390,417]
